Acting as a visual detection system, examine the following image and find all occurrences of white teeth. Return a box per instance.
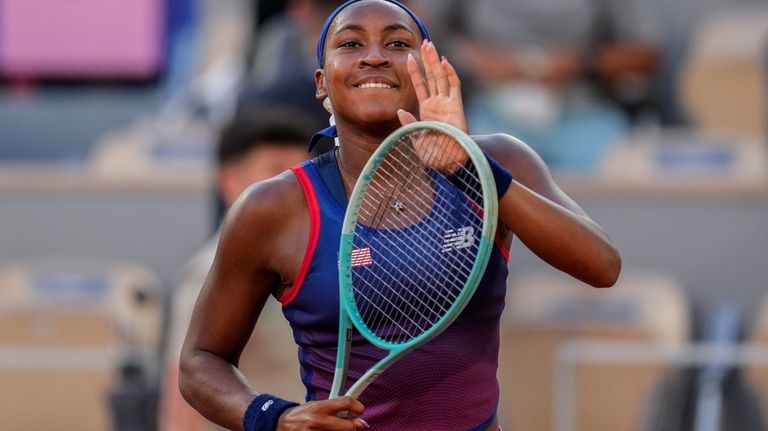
[358,83,392,89]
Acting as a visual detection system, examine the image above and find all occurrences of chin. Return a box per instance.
[358,115,402,135]
[355,105,399,124]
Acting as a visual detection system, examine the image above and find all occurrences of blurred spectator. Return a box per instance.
[247,0,339,88]
[209,104,320,226]
[252,0,287,29]
[159,108,313,431]
[238,0,343,145]
[412,0,661,172]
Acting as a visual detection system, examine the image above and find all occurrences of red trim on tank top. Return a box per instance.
[465,196,510,262]
[279,165,321,306]
[495,235,510,262]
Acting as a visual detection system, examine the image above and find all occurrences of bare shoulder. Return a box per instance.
[471,133,552,188]
[218,168,308,265]
[230,169,306,226]
[182,168,308,368]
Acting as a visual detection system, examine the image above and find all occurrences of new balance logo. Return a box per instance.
[441,227,475,252]
[350,247,373,267]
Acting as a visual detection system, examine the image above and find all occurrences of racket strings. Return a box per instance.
[358,132,482,230]
[351,130,485,344]
[352,244,477,344]
[357,137,481,282]
[448,167,483,205]
[353,233,457,340]
[355,208,479,308]
[358,135,427,230]
[353,243,466,340]
[355,241,461,313]
[420,131,485,207]
[354,217,479,343]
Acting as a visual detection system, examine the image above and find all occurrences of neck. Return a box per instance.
[338,119,395,141]
[334,146,358,197]
[332,116,405,195]
[335,147,357,180]
[334,130,389,197]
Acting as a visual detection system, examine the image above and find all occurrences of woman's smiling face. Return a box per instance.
[315,0,424,128]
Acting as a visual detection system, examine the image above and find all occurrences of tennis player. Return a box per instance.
[179,1,621,430]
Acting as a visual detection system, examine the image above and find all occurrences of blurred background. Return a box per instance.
[0,0,767,430]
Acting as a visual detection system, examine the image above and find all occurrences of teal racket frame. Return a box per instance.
[331,121,499,398]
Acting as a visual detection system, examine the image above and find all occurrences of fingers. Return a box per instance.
[443,57,463,101]
[408,40,468,132]
[331,397,368,430]
[421,41,438,96]
[421,40,451,96]
[397,109,418,126]
[328,396,365,417]
[350,417,370,430]
[407,53,429,103]
[277,397,367,430]
[412,40,461,102]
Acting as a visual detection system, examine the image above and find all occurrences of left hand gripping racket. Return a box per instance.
[330,121,499,401]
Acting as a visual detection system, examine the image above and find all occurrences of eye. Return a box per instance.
[339,40,362,48]
[387,40,410,48]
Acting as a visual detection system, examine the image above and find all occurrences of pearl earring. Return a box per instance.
[323,98,333,114]
[323,98,339,147]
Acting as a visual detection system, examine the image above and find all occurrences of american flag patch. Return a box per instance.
[350,247,373,268]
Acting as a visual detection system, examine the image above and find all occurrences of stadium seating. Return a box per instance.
[679,6,768,140]
[743,294,768,428]
[497,270,690,431]
[0,259,163,431]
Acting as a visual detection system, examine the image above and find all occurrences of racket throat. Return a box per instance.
[330,326,354,398]
[346,368,385,399]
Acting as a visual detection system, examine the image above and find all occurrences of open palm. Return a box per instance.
[397,41,469,174]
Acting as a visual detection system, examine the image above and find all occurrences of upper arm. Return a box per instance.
[181,174,303,366]
[478,133,589,218]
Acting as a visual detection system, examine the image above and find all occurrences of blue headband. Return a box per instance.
[310,0,431,151]
[315,0,431,68]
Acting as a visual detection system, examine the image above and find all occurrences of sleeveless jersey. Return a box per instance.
[280,150,510,430]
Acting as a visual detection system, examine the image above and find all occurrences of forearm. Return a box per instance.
[179,349,259,431]
[500,181,621,287]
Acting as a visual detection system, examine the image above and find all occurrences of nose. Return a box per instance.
[358,44,390,68]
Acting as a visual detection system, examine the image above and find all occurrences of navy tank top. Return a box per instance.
[280,150,509,430]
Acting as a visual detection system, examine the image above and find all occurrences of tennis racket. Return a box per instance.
[330,121,499,401]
